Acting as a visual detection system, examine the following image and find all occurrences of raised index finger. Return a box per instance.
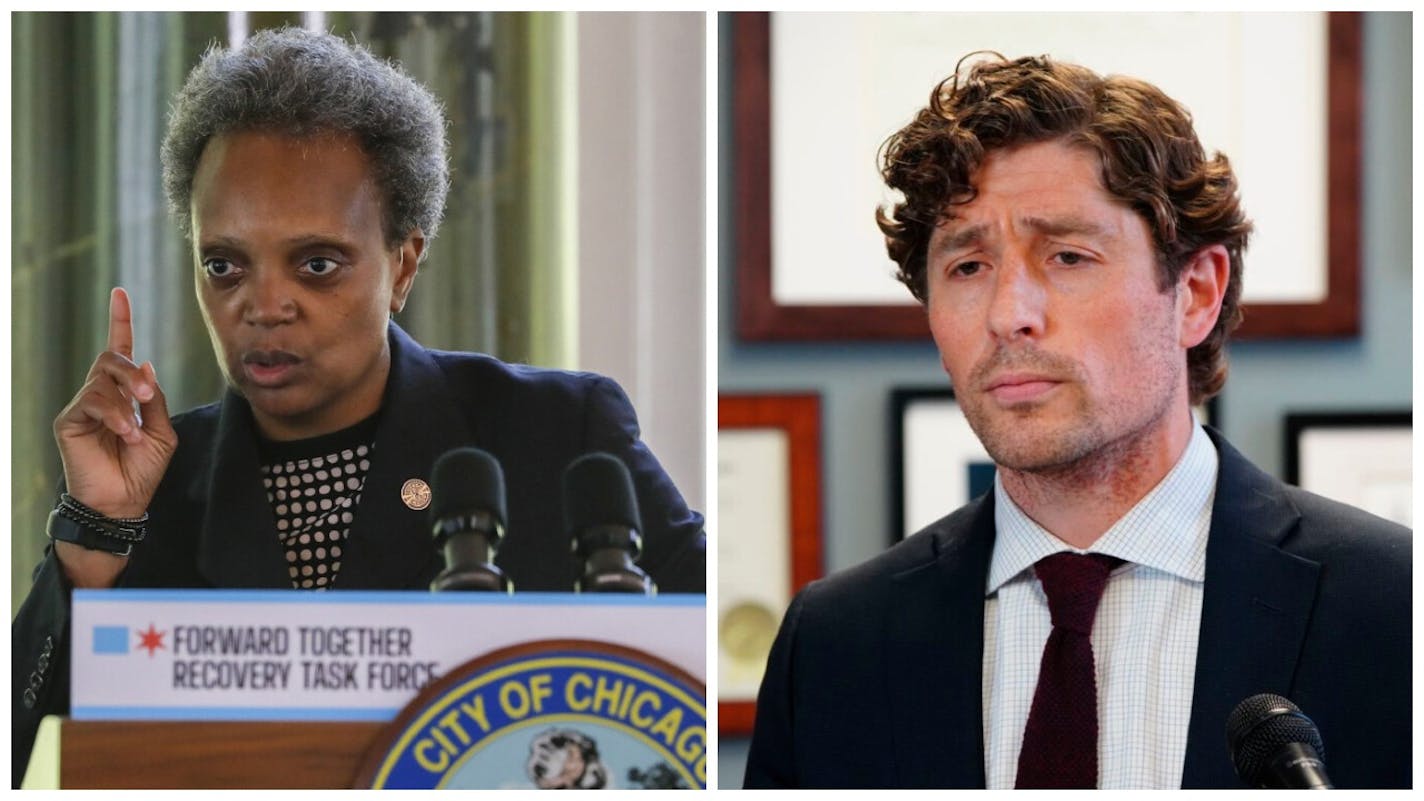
[107,287,134,359]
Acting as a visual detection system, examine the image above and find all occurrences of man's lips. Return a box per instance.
[240,349,302,386]
[984,373,1062,404]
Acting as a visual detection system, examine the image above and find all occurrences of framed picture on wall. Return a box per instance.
[1284,411,1412,528]
[717,394,824,734]
[734,11,1361,342]
[890,388,993,542]
[891,387,1220,541]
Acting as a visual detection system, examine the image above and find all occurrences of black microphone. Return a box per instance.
[428,447,512,593]
[563,452,656,594]
[1226,693,1333,789]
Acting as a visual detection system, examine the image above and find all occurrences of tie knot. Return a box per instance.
[1033,552,1123,635]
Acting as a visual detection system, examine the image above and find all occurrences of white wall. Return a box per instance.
[576,12,706,513]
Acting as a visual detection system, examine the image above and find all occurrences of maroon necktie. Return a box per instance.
[1014,552,1123,789]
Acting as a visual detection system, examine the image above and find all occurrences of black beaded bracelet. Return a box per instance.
[59,493,148,528]
[45,494,148,555]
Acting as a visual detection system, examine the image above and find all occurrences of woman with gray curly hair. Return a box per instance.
[13,28,705,786]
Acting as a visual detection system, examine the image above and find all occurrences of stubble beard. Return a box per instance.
[958,342,1181,488]
[963,384,1107,473]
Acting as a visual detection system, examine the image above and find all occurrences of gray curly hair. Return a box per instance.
[160,27,450,250]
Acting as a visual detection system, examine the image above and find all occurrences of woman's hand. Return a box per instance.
[51,288,178,587]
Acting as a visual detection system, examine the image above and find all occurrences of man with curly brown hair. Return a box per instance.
[745,54,1409,789]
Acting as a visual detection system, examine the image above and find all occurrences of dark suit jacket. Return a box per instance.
[12,322,705,786]
[745,430,1410,788]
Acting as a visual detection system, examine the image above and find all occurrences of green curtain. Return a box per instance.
[10,11,573,614]
[326,12,575,362]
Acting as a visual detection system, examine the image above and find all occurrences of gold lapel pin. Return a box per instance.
[401,478,432,511]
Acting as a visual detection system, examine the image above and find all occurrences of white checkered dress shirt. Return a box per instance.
[982,423,1217,789]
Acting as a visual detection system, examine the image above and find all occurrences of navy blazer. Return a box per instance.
[12,322,705,785]
[745,430,1410,788]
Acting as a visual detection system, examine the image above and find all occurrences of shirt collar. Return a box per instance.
[987,422,1218,595]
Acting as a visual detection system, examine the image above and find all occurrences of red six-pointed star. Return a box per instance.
[136,624,166,657]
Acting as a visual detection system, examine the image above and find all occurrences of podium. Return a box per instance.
[28,589,706,789]
[36,719,384,788]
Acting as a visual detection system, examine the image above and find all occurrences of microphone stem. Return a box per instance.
[443,532,494,568]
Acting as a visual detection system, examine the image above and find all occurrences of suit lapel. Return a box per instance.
[196,392,289,587]
[334,323,477,589]
[884,496,995,788]
[1180,431,1321,787]
[196,323,478,590]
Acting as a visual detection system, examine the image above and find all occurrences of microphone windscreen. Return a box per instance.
[429,447,507,527]
[563,452,642,536]
[1226,693,1325,786]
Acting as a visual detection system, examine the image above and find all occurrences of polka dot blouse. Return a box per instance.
[257,413,379,590]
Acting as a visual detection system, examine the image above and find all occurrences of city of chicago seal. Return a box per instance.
[358,640,706,789]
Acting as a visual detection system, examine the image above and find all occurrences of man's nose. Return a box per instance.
[986,257,1047,341]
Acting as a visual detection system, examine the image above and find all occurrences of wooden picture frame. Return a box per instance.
[733,11,1361,342]
[1284,411,1412,528]
[716,394,824,735]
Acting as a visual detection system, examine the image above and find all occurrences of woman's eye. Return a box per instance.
[1054,251,1085,266]
[203,258,235,277]
[304,257,338,275]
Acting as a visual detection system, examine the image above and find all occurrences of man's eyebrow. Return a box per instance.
[931,223,989,257]
[1021,215,1114,239]
[931,215,1116,257]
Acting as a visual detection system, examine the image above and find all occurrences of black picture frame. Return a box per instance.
[1283,410,1412,528]
[1284,410,1412,481]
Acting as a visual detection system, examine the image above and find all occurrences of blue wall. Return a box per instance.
[715,12,1412,788]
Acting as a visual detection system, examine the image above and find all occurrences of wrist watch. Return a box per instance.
[46,509,135,557]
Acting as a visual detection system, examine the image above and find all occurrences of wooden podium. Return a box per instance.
[40,719,384,789]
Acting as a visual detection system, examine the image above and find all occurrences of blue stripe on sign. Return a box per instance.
[92,626,130,654]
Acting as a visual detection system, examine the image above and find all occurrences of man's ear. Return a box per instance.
[390,229,425,314]
[1178,244,1229,349]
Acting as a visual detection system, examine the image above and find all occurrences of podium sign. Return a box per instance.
[70,590,704,722]
[359,640,707,789]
